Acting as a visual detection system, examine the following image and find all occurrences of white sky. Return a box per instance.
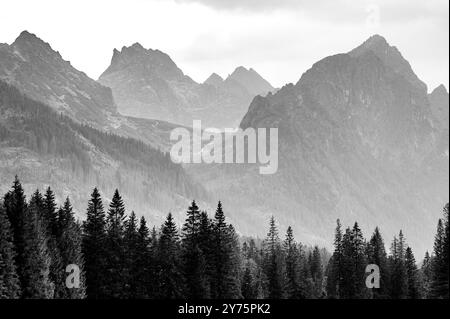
[0,0,448,90]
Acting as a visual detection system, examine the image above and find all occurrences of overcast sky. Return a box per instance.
[0,0,448,90]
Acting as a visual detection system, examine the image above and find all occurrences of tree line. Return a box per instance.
[0,176,448,299]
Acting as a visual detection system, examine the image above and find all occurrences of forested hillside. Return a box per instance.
[0,80,207,221]
[0,177,448,299]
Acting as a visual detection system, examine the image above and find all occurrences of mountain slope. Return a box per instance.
[0,80,207,222]
[192,35,449,255]
[0,31,183,152]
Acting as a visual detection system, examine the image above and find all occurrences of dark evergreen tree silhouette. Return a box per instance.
[82,188,107,299]
[158,213,184,299]
[105,189,127,298]
[57,198,86,299]
[0,202,21,298]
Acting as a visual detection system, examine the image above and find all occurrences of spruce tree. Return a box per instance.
[181,201,209,299]
[367,227,390,298]
[123,211,139,298]
[327,219,343,299]
[82,187,107,299]
[420,251,433,299]
[21,190,55,298]
[43,187,63,298]
[135,216,153,298]
[57,198,86,299]
[405,247,419,299]
[263,216,284,299]
[310,246,324,298]
[284,226,301,299]
[431,204,449,298]
[158,213,184,299]
[3,176,27,292]
[389,232,408,299]
[105,189,127,298]
[0,202,21,299]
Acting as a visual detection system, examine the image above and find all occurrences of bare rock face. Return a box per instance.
[0,31,117,124]
[200,35,448,255]
[98,44,274,128]
[429,84,449,131]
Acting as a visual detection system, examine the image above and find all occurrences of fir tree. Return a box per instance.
[263,216,284,299]
[123,211,139,298]
[182,201,209,299]
[0,202,21,298]
[3,176,27,292]
[284,227,302,299]
[405,247,419,299]
[105,189,127,298]
[389,231,408,299]
[21,191,55,298]
[158,213,184,299]
[367,227,390,298]
[431,204,449,298]
[57,198,86,299]
[82,187,107,299]
[43,187,63,298]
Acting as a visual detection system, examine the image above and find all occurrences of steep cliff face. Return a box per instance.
[98,44,273,128]
[0,31,117,124]
[196,35,448,255]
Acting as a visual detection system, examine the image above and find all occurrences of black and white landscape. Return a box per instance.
[0,0,448,300]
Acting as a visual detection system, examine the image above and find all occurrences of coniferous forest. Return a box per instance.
[0,176,448,300]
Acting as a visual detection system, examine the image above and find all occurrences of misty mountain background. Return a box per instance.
[0,31,448,256]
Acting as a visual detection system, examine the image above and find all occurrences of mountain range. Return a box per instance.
[98,43,274,128]
[0,31,448,255]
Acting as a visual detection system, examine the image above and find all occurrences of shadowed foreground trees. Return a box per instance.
[0,177,448,299]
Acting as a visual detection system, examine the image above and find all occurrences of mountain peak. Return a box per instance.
[227,66,274,96]
[432,84,448,95]
[204,73,224,86]
[350,34,427,92]
[13,30,51,49]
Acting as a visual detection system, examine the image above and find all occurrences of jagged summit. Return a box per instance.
[227,66,274,96]
[350,34,427,92]
[101,42,184,81]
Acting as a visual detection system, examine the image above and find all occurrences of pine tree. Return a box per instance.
[21,190,55,298]
[210,202,238,299]
[367,227,390,298]
[405,247,420,299]
[57,198,86,299]
[158,213,184,299]
[327,219,343,299]
[3,176,27,292]
[310,246,324,298]
[123,211,139,298]
[82,187,107,299]
[43,187,63,298]
[431,204,449,298]
[0,202,21,298]
[181,201,209,299]
[263,216,284,299]
[420,251,433,299]
[105,189,127,298]
[389,231,408,299]
[134,216,152,298]
[284,226,302,299]
[340,223,368,299]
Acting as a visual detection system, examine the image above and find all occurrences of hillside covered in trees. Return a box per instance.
[0,177,448,299]
[0,80,207,222]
